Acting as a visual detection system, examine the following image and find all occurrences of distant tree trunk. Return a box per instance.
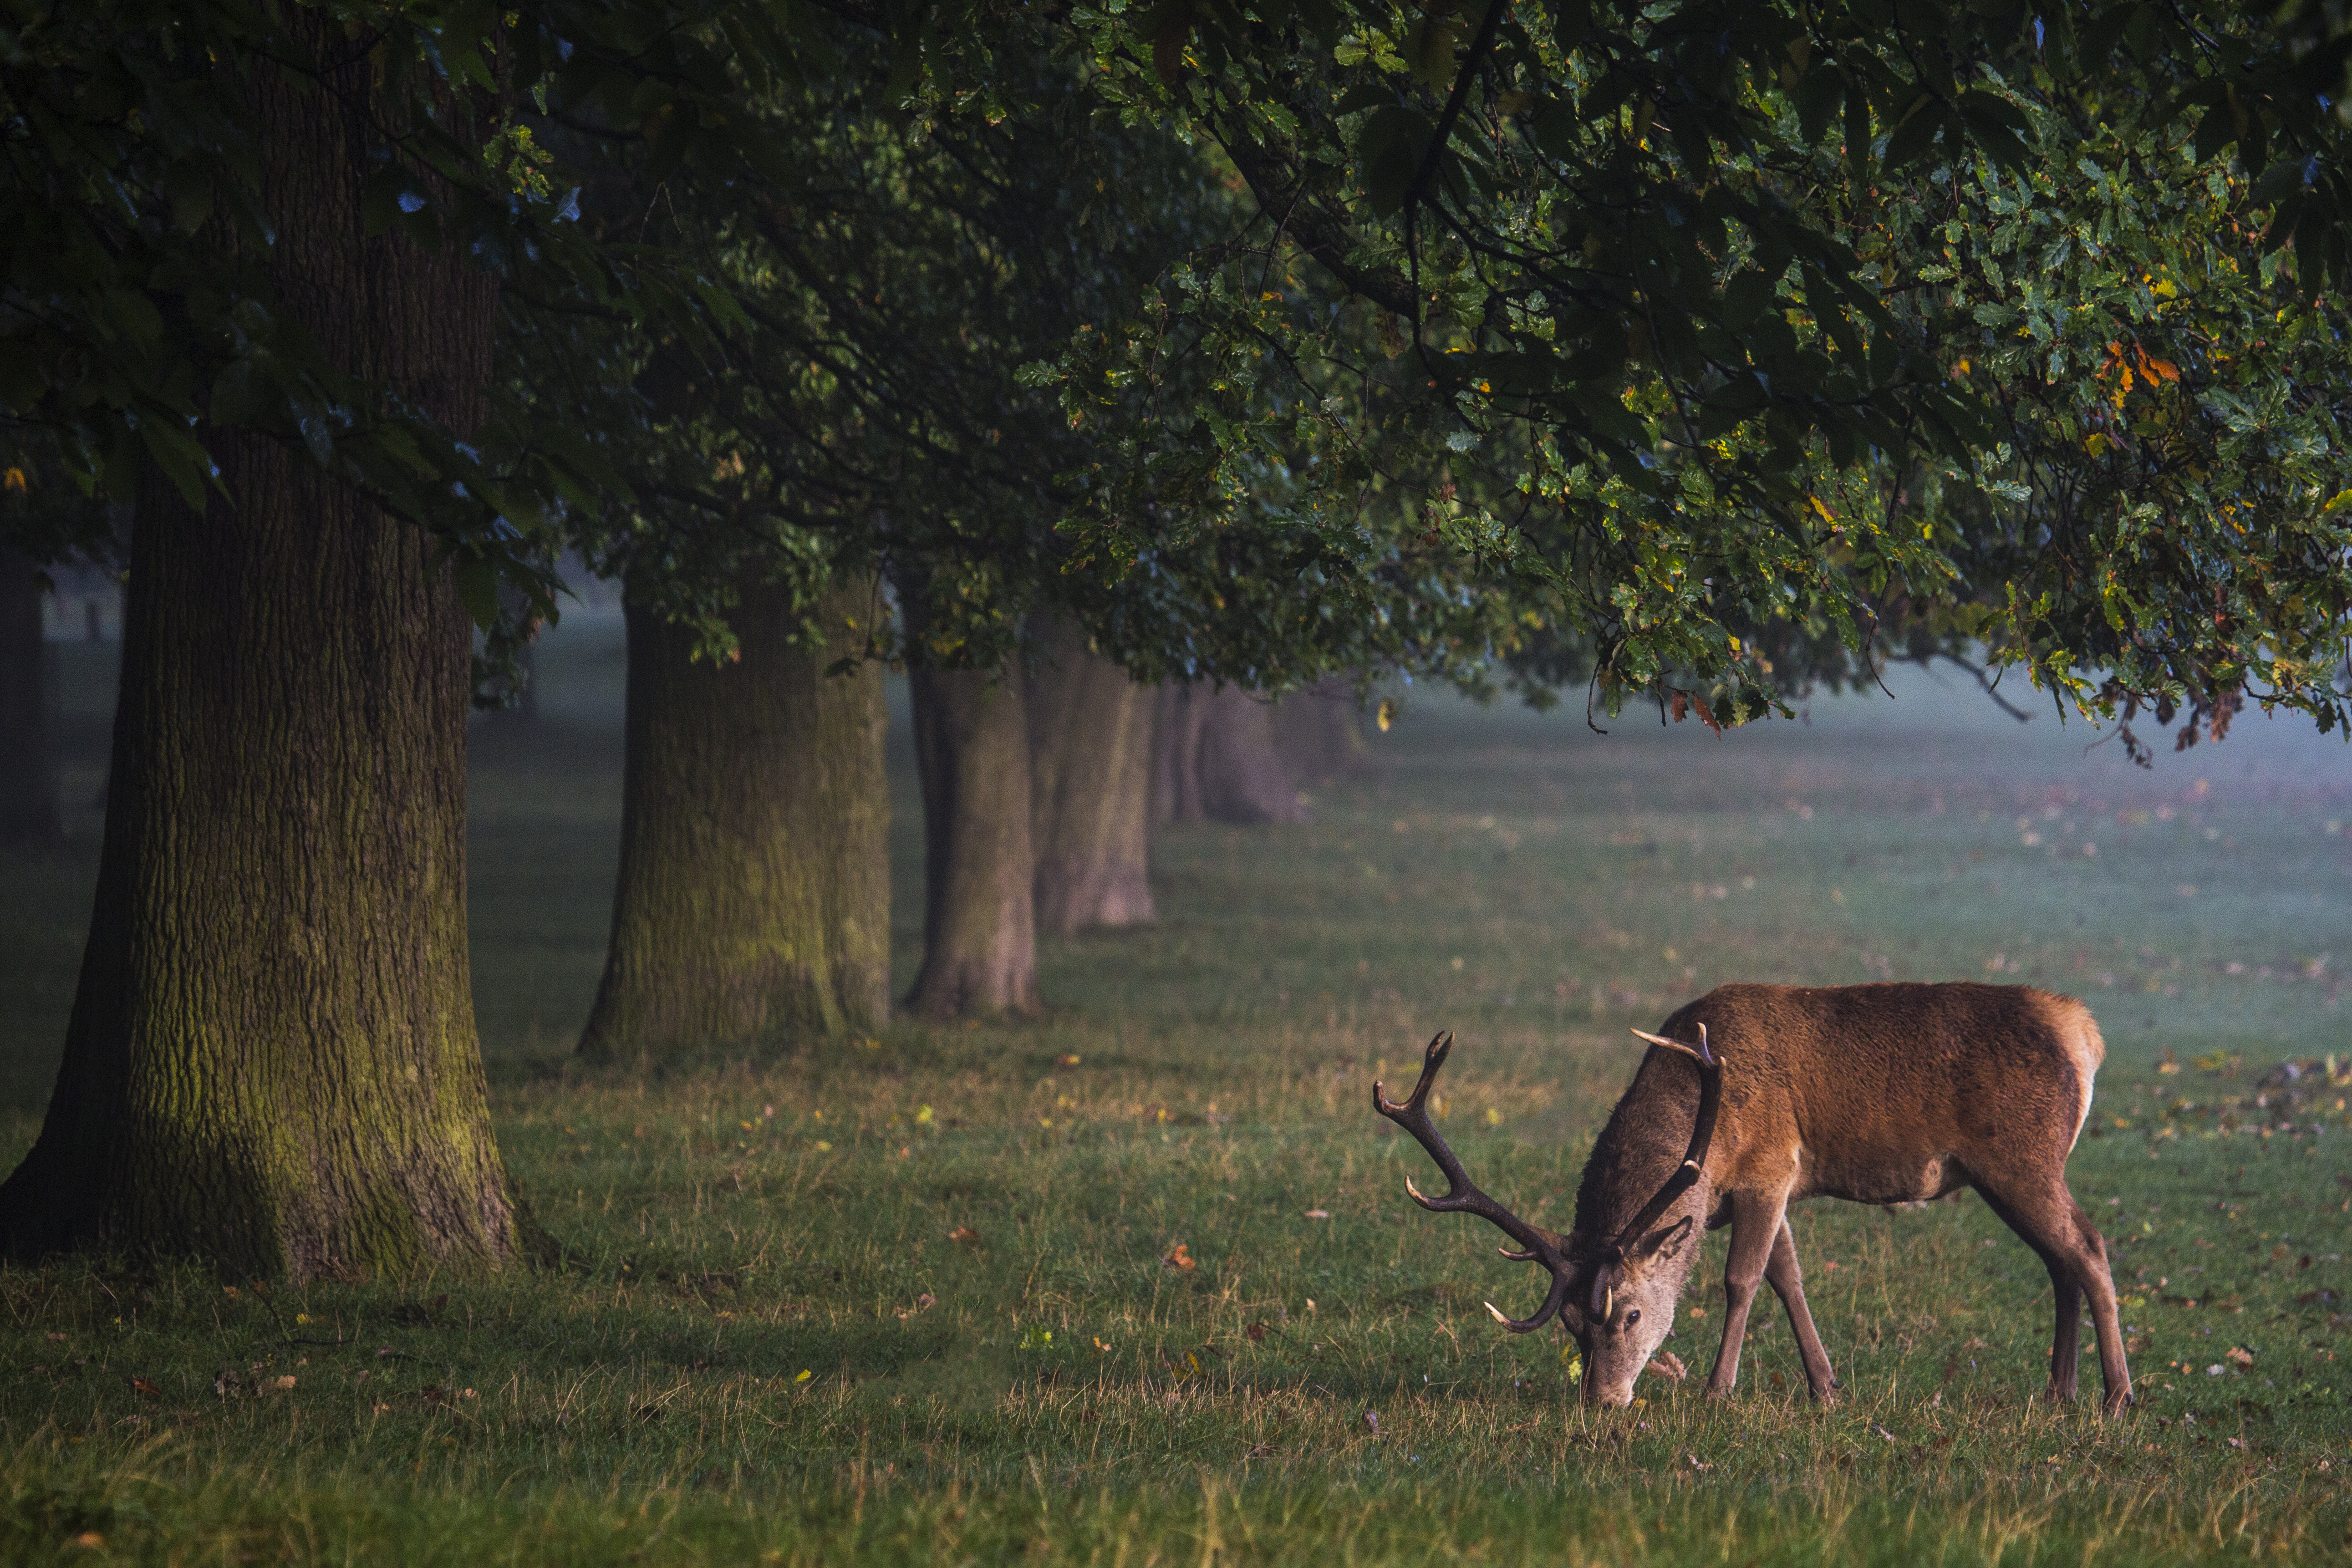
[0,550,60,845]
[577,579,888,1059]
[1153,682,1308,825]
[0,17,523,1278]
[905,594,1038,1016]
[1272,675,1369,788]
[1026,616,1155,935]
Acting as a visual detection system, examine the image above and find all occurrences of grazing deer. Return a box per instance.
[1374,983,2132,1414]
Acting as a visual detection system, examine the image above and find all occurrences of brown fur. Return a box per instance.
[1546,984,2128,1412]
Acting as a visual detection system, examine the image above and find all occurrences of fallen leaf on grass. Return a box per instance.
[947,1227,978,1244]
[1058,1054,1082,1067]
[1165,1243,1196,1271]
[129,1377,160,1399]
[1645,1351,1687,1381]
[1246,1322,1268,1343]
[1303,1209,1331,1220]
[2226,1345,2255,1367]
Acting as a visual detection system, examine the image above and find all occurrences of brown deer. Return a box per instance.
[1374,983,2132,1414]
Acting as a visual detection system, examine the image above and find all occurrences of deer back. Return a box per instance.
[1615,982,2104,1212]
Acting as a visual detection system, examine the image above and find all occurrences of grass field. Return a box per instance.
[5,616,2352,1564]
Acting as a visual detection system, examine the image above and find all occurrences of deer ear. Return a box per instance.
[1632,1213,1694,1263]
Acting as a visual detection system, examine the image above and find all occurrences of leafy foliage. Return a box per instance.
[1010,0,2352,727]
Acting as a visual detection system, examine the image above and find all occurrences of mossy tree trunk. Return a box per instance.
[1025,615,1155,935]
[905,597,1038,1017]
[0,20,524,1278]
[1153,682,1308,825]
[577,580,888,1059]
[0,550,60,846]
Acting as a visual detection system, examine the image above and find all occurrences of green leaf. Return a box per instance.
[453,555,501,631]
[1358,106,1436,216]
[2250,156,2310,207]
[1844,84,1873,178]
[2191,104,2234,164]
[164,163,214,234]
[137,419,212,511]
[1793,62,1846,147]
[1721,269,1778,328]
[1880,95,1945,172]
[1955,93,2031,173]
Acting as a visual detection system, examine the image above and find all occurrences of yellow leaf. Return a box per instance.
[1375,698,1396,733]
[2322,489,2352,518]
[795,1369,813,1383]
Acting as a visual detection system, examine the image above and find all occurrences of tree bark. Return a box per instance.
[906,636,1039,1018]
[577,579,888,1059]
[1153,682,1308,825]
[1025,616,1155,935]
[0,550,60,845]
[0,20,523,1278]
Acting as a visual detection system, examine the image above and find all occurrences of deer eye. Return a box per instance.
[1622,1309,1640,1328]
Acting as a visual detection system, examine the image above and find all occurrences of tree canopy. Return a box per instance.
[1010,0,2352,731]
[5,0,2350,716]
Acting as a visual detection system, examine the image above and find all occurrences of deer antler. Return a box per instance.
[1372,1033,1573,1333]
[1584,1022,1724,1318]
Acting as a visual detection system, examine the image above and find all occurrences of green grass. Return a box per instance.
[5,616,2352,1564]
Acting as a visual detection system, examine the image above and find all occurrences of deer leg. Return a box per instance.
[1705,1190,1785,1397]
[1975,1180,2134,1415]
[1763,1217,1839,1404]
[2043,1260,2086,1403]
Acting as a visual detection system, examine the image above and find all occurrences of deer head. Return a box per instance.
[1372,1027,1721,1406]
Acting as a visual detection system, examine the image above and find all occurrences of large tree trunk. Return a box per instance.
[0,550,60,845]
[0,21,522,1278]
[577,580,888,1060]
[1153,682,1308,825]
[1025,616,1155,935]
[1272,675,1370,788]
[906,628,1039,1018]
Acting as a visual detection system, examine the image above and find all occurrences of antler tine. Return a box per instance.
[1485,1266,1572,1334]
[1629,1020,1716,1067]
[1372,1031,1573,1333]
